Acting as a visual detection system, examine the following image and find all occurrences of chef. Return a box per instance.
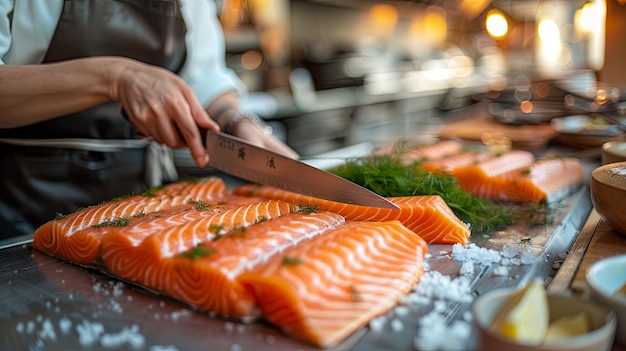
[0,0,298,239]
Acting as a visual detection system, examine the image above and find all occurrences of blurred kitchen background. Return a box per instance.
[214,0,624,157]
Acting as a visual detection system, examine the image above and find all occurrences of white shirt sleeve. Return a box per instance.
[177,0,249,106]
[0,0,247,107]
[0,0,62,65]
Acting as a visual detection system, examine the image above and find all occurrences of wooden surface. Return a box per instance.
[572,216,626,292]
[548,210,626,351]
[550,210,626,295]
[438,114,557,150]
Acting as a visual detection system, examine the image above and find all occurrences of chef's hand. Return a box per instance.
[228,115,300,160]
[111,58,218,168]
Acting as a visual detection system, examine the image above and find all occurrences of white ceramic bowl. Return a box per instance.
[472,287,617,351]
[602,140,626,165]
[590,162,626,235]
[586,254,626,346]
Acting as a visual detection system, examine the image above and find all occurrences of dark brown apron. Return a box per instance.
[0,0,187,239]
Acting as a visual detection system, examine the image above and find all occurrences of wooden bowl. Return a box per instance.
[590,162,626,235]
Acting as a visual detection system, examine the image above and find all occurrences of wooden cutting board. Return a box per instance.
[439,115,558,151]
[572,216,626,292]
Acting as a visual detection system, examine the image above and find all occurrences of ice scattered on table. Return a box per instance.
[150,346,180,351]
[59,317,72,334]
[492,265,509,276]
[407,242,538,350]
[99,324,145,349]
[452,243,538,270]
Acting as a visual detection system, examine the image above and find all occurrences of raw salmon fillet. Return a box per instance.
[100,199,299,291]
[33,177,229,261]
[239,220,428,348]
[495,156,583,203]
[165,211,345,318]
[451,151,583,202]
[451,150,536,201]
[399,140,463,165]
[233,184,470,245]
[421,150,494,173]
[62,195,261,265]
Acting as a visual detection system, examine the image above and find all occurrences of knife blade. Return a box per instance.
[204,130,399,209]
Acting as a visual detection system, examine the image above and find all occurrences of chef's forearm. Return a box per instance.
[205,91,241,131]
[0,57,122,128]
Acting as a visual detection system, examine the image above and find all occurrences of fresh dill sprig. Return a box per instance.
[328,154,531,233]
[209,224,226,240]
[349,285,361,302]
[281,257,304,266]
[180,245,216,260]
[293,203,320,214]
[254,216,268,224]
[188,199,210,211]
[92,217,132,228]
[142,185,165,198]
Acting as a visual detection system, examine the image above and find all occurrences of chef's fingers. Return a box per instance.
[167,93,212,168]
[233,120,299,159]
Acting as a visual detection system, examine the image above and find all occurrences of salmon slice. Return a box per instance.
[421,150,494,174]
[165,211,345,318]
[399,140,463,165]
[63,195,261,265]
[495,157,584,203]
[33,177,228,259]
[452,150,536,201]
[100,199,299,291]
[233,185,470,245]
[239,220,428,348]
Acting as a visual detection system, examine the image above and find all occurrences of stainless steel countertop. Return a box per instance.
[0,178,594,351]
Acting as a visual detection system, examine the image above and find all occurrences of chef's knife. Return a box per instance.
[204,130,399,209]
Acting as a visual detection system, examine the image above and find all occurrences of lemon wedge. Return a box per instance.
[491,278,549,344]
[544,311,591,341]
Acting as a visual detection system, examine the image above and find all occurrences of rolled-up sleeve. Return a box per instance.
[0,0,15,64]
[0,1,62,65]
[178,0,248,107]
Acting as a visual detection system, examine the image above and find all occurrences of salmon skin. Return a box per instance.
[239,220,428,348]
[233,184,470,245]
[165,211,345,318]
[32,177,229,262]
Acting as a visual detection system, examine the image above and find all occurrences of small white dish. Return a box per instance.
[602,140,626,165]
[472,286,616,351]
[586,254,626,346]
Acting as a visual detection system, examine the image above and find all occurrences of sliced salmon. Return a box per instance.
[497,156,583,203]
[399,140,463,164]
[33,177,228,259]
[233,185,470,245]
[452,150,536,201]
[61,195,261,265]
[100,199,299,290]
[421,150,494,174]
[165,211,345,318]
[239,220,428,348]
[450,151,583,202]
